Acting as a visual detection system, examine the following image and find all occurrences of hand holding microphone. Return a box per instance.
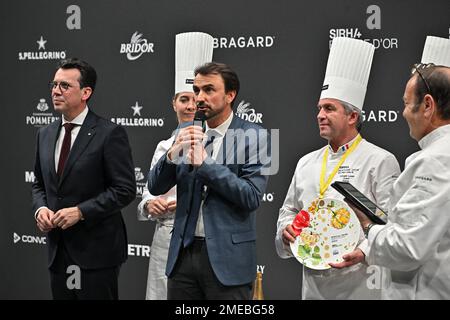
[168,110,207,166]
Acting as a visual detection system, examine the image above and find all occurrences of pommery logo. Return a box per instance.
[235,101,263,124]
[120,32,155,61]
[135,167,147,198]
[26,98,59,127]
[18,36,67,61]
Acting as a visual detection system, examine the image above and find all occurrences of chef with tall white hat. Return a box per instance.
[275,37,401,300]
[137,31,213,300]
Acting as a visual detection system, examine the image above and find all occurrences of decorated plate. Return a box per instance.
[290,198,360,270]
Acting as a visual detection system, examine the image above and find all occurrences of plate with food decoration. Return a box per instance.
[289,198,360,270]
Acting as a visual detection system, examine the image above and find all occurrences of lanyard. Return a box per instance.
[319,134,362,198]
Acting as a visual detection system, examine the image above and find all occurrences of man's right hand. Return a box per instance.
[36,208,56,232]
[282,224,297,246]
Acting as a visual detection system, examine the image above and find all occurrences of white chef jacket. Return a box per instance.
[137,136,175,300]
[276,135,400,299]
[367,124,450,300]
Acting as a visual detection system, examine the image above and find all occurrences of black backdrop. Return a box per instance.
[1,0,449,299]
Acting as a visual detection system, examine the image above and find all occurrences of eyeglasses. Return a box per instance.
[49,81,77,92]
[411,63,435,94]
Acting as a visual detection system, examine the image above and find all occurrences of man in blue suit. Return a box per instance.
[149,62,271,299]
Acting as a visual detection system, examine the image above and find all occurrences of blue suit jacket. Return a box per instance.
[148,115,271,286]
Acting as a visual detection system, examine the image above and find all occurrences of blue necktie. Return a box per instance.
[183,132,216,248]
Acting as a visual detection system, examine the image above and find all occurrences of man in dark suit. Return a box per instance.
[149,62,271,299]
[32,58,136,299]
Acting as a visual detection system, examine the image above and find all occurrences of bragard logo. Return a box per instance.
[111,102,164,127]
[26,98,59,127]
[18,36,67,61]
[362,109,399,123]
[213,36,275,49]
[120,32,155,61]
[235,101,263,124]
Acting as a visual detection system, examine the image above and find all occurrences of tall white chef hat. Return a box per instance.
[175,32,214,94]
[421,36,450,67]
[320,37,375,110]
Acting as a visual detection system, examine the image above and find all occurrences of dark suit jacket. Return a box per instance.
[148,115,271,286]
[32,110,136,270]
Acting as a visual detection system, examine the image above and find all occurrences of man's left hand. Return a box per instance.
[328,248,365,269]
[51,207,83,230]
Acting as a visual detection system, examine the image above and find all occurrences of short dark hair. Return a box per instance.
[413,65,450,119]
[57,58,97,93]
[194,62,240,107]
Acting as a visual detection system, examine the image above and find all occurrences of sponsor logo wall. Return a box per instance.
[2,0,448,300]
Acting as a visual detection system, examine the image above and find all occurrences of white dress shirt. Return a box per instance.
[195,112,234,237]
[35,106,89,219]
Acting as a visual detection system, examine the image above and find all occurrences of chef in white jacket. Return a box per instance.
[137,32,213,300]
[275,37,401,300]
[356,36,450,299]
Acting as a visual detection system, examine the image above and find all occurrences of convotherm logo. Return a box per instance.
[120,32,155,61]
[213,35,275,49]
[18,36,67,61]
[111,101,164,127]
[26,98,59,127]
[13,232,46,245]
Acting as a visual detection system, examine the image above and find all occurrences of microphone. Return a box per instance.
[193,110,207,132]
[188,110,207,172]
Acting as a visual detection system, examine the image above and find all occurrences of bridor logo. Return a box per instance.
[18,36,67,61]
[120,32,155,61]
[235,101,263,123]
[213,36,275,49]
[26,98,59,127]
[111,102,164,127]
[135,167,147,198]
